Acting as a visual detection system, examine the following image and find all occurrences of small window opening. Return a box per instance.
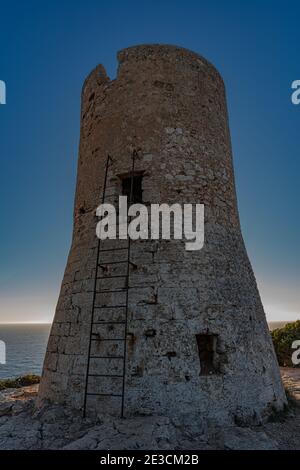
[121,175,143,204]
[196,333,218,375]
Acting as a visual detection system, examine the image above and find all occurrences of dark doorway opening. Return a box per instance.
[196,333,218,375]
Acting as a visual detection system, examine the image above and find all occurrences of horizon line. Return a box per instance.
[0,322,52,325]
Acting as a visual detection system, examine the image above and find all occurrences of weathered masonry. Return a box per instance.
[38,45,286,425]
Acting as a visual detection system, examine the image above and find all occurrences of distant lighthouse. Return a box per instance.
[38,45,286,425]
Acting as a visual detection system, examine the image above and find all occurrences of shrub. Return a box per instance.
[271,321,300,367]
[0,374,40,391]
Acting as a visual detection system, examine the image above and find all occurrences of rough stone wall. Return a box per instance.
[38,45,286,426]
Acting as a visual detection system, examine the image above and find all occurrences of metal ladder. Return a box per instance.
[83,153,136,418]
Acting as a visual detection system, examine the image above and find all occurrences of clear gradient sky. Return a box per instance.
[0,0,299,323]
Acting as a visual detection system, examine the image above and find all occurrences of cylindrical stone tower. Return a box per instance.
[38,45,286,426]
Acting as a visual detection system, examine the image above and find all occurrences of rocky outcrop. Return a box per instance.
[0,369,299,450]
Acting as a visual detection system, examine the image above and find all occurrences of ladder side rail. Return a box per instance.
[83,154,111,417]
[120,151,136,418]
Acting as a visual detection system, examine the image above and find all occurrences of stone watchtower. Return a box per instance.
[38,45,286,425]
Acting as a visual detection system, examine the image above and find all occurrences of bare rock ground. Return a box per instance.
[262,368,300,450]
[0,369,299,450]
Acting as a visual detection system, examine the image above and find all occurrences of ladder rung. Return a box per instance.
[95,305,127,309]
[86,393,122,397]
[99,247,129,253]
[96,289,126,294]
[99,261,127,266]
[91,338,125,341]
[89,355,124,359]
[97,275,127,280]
[88,374,123,378]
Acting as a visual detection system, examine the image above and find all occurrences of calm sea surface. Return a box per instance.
[0,324,51,379]
[0,321,291,380]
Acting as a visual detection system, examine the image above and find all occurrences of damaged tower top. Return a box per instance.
[38,44,286,426]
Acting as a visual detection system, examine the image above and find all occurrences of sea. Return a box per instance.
[0,321,291,380]
[0,324,51,380]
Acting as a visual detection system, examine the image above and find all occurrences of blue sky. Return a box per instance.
[0,0,299,322]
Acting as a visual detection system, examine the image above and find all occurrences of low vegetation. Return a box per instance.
[0,374,40,391]
[271,321,300,367]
